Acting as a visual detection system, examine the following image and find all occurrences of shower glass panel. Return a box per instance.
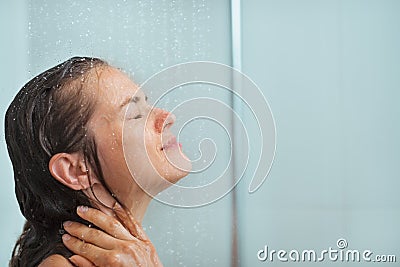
[1,1,235,266]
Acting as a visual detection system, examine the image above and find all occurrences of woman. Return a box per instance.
[5,57,192,266]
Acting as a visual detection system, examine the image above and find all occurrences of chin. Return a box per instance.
[162,157,192,184]
[160,144,192,182]
[140,147,192,195]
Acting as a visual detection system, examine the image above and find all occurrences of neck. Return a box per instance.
[86,183,152,224]
[122,188,152,223]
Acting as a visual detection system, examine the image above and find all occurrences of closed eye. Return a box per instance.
[128,114,143,120]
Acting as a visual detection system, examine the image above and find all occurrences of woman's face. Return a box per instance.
[87,67,191,198]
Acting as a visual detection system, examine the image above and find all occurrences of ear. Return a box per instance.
[49,153,90,190]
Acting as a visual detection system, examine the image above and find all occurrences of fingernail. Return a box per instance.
[63,221,72,227]
[62,234,71,241]
[68,257,76,264]
[78,206,88,213]
[69,257,77,265]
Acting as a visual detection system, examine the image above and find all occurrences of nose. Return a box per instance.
[153,108,175,134]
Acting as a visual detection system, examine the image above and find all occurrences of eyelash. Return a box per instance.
[128,114,143,120]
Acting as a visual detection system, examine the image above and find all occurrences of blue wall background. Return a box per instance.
[238,0,400,266]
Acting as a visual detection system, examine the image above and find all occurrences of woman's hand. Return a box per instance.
[62,205,162,267]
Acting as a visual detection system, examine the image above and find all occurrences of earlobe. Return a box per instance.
[49,153,90,190]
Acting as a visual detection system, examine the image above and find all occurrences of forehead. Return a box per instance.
[96,67,142,106]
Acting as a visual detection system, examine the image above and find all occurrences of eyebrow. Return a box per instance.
[120,95,148,109]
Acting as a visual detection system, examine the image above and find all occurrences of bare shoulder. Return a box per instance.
[38,254,73,267]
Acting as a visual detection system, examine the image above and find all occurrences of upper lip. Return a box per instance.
[161,136,177,150]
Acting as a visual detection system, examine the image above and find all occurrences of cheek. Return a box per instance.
[144,127,161,153]
[125,123,156,156]
[154,112,169,134]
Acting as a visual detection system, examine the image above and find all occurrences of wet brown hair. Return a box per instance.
[5,57,109,266]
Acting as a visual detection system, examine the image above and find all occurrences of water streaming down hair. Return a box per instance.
[5,57,109,267]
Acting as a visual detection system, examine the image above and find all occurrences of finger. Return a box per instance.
[69,255,96,267]
[132,220,150,242]
[63,221,116,250]
[76,206,133,241]
[112,202,149,241]
[62,234,106,267]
